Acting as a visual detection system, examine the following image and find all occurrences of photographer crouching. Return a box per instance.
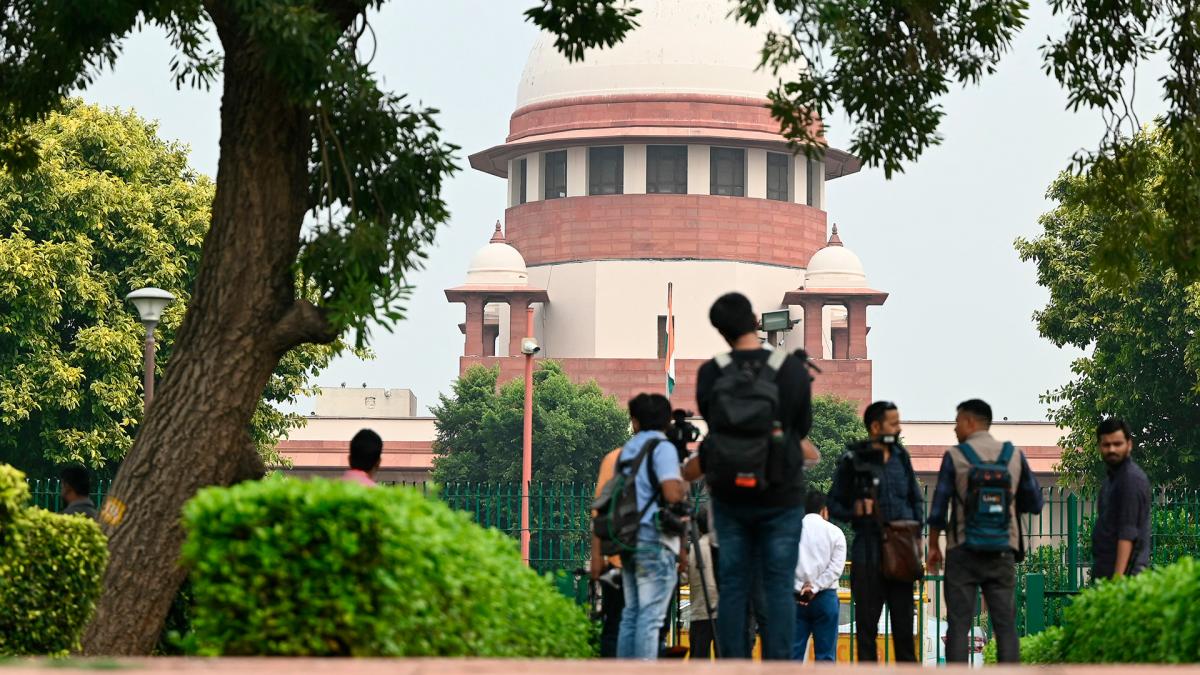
[827,401,924,662]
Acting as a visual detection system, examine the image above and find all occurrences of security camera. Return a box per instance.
[520,338,541,356]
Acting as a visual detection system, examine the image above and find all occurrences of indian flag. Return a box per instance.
[665,282,675,398]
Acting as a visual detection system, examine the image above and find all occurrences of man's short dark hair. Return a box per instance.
[863,400,898,432]
[628,393,672,432]
[708,292,758,343]
[957,399,993,427]
[1097,418,1132,441]
[60,467,90,497]
[349,428,383,471]
[804,489,826,515]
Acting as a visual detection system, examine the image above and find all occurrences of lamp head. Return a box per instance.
[126,287,176,324]
[520,338,540,356]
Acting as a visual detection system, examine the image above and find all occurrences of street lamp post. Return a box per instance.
[518,306,538,565]
[126,287,176,414]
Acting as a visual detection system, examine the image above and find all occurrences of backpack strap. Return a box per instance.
[638,438,667,515]
[756,347,788,382]
[956,442,984,467]
[714,352,736,375]
[997,441,1015,466]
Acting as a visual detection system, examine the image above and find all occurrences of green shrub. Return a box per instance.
[1061,556,1200,663]
[0,465,108,656]
[181,477,593,657]
[1020,626,1065,664]
[983,638,997,664]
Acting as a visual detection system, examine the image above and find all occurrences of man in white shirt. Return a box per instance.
[793,490,847,661]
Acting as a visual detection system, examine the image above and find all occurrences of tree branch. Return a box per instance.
[271,299,339,353]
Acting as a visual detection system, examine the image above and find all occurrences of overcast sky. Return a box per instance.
[79,1,1168,422]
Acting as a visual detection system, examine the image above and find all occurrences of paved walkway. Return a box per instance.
[2,660,1197,674]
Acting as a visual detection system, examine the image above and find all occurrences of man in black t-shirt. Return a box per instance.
[1092,418,1151,579]
[683,292,813,660]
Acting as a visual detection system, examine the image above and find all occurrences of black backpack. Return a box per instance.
[956,441,1015,552]
[701,349,794,499]
[592,439,664,556]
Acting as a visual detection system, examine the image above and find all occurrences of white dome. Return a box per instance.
[516,0,786,108]
[804,245,867,289]
[467,241,528,286]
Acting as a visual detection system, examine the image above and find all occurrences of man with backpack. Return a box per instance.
[926,399,1044,664]
[827,400,924,662]
[593,393,688,659]
[683,292,813,660]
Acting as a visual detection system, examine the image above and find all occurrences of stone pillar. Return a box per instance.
[464,296,486,357]
[483,323,499,357]
[509,297,531,356]
[802,298,824,359]
[832,325,848,360]
[847,300,868,359]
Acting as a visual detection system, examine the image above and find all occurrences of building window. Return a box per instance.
[806,157,821,207]
[518,158,527,205]
[646,145,687,194]
[657,315,676,359]
[767,152,790,201]
[588,146,624,195]
[710,147,745,197]
[544,150,567,200]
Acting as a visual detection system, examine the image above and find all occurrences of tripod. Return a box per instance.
[688,502,719,659]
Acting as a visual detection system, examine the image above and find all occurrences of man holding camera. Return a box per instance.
[827,400,924,662]
[611,393,688,660]
[926,399,1044,664]
[683,292,813,660]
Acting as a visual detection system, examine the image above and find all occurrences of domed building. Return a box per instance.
[448,0,887,408]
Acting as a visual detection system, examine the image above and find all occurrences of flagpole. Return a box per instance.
[665,282,674,399]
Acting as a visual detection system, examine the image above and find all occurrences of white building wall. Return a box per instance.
[526,152,543,203]
[527,260,804,359]
[624,144,647,195]
[747,148,767,199]
[312,387,419,418]
[566,146,587,197]
[687,145,710,194]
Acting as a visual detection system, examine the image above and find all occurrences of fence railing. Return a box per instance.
[25,477,1200,658]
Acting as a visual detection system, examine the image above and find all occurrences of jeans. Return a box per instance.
[945,547,1018,663]
[617,543,678,659]
[793,588,839,661]
[711,499,805,660]
[850,532,917,662]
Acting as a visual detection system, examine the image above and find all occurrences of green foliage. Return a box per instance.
[1060,557,1200,663]
[983,638,997,664]
[0,101,345,476]
[1016,543,1071,629]
[524,0,641,62]
[806,394,865,493]
[180,477,593,657]
[431,362,629,484]
[1016,127,1200,489]
[0,464,108,656]
[1020,626,1065,664]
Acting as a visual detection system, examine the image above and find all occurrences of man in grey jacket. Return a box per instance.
[926,399,1044,664]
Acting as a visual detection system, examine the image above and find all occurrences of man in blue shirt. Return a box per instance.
[616,393,687,660]
[827,400,924,662]
[926,399,1044,664]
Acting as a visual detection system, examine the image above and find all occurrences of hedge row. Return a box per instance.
[180,477,593,657]
[0,465,107,655]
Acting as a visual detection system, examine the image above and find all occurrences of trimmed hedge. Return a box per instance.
[181,477,593,657]
[1060,556,1200,663]
[0,465,108,656]
[1021,626,1065,664]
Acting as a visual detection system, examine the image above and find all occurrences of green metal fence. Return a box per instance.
[24,477,1200,661]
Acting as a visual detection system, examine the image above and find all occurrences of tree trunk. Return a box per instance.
[81,4,335,654]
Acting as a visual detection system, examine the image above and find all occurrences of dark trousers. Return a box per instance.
[599,573,624,658]
[711,499,805,660]
[850,534,917,662]
[945,547,1018,663]
[689,619,715,660]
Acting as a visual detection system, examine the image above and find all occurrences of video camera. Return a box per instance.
[665,408,701,462]
[844,434,898,502]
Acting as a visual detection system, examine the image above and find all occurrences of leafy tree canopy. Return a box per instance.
[0,100,344,477]
[806,394,866,493]
[431,362,629,484]
[1017,126,1200,490]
